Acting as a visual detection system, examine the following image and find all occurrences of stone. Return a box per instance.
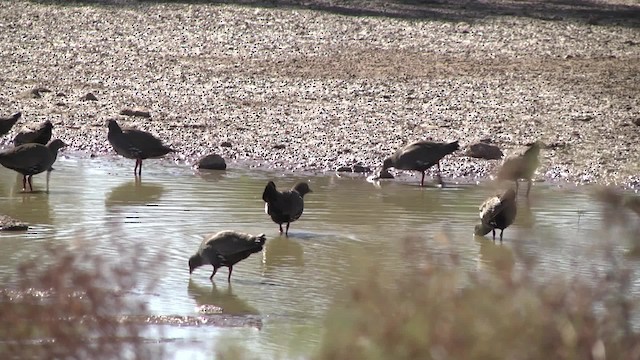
[82,92,98,101]
[120,108,151,118]
[220,141,232,148]
[0,215,28,231]
[466,142,504,160]
[197,154,227,170]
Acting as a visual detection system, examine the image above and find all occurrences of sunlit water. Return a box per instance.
[1,154,639,358]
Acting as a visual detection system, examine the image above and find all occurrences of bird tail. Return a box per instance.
[262,181,279,203]
[254,233,267,245]
[474,223,493,236]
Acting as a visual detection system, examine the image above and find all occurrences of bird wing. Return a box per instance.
[265,190,304,220]
[121,129,173,158]
[479,196,503,226]
[0,144,52,174]
[203,232,264,257]
[393,141,456,171]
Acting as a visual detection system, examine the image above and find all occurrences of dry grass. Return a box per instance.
[0,242,160,359]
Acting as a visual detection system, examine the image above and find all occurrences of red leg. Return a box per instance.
[209,266,218,280]
[227,265,233,283]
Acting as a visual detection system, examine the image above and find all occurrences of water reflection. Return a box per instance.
[262,235,304,270]
[475,236,515,278]
[105,180,165,207]
[188,279,260,316]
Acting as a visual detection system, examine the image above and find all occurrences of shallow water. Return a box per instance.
[1,154,639,358]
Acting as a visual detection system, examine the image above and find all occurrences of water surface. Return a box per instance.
[1,155,638,358]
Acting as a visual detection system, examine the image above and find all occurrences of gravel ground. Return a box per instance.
[0,0,638,187]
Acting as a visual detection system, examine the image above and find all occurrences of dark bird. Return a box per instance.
[107,119,174,177]
[13,120,53,146]
[189,230,267,282]
[381,140,460,187]
[474,188,518,241]
[262,181,312,236]
[0,139,67,192]
[0,112,21,137]
[497,142,542,197]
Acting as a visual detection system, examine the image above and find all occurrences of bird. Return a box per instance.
[474,188,518,241]
[497,142,542,197]
[0,139,67,192]
[262,181,312,236]
[106,119,174,177]
[13,120,53,146]
[0,112,21,137]
[381,140,460,187]
[189,230,267,282]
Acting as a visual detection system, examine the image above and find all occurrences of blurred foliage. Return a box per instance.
[0,242,160,359]
[317,234,640,360]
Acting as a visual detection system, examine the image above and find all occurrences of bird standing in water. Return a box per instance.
[475,188,518,241]
[189,230,267,282]
[380,140,460,186]
[497,142,542,197]
[263,181,312,236]
[0,139,67,192]
[107,119,174,177]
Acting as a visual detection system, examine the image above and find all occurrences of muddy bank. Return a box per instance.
[0,0,638,187]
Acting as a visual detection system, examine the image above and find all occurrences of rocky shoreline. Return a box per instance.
[0,0,638,188]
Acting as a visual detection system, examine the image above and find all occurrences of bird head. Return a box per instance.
[106,119,122,133]
[47,139,68,152]
[188,254,203,274]
[43,120,54,130]
[293,182,312,196]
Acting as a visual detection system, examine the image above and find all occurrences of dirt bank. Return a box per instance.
[0,0,638,187]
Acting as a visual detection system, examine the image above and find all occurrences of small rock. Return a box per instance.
[353,165,371,173]
[336,166,352,173]
[82,92,98,101]
[120,108,151,118]
[466,142,504,160]
[220,141,232,148]
[0,215,29,231]
[573,114,594,122]
[197,154,227,170]
[55,102,66,107]
[56,92,66,97]
[633,118,640,126]
[273,144,286,149]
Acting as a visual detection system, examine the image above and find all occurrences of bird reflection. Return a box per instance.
[515,198,536,229]
[475,236,515,280]
[187,279,259,316]
[261,235,304,271]
[105,179,165,207]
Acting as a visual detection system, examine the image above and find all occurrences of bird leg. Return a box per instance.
[420,171,425,187]
[134,159,143,177]
[285,222,290,236]
[514,180,520,196]
[526,180,532,197]
[492,229,496,241]
[22,175,27,192]
[27,175,34,192]
[500,229,504,242]
[227,266,233,283]
[46,170,51,193]
[209,266,218,280]
[138,159,143,177]
[437,161,444,186]
[279,224,283,234]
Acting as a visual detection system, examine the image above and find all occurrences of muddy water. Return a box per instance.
[1,155,638,358]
